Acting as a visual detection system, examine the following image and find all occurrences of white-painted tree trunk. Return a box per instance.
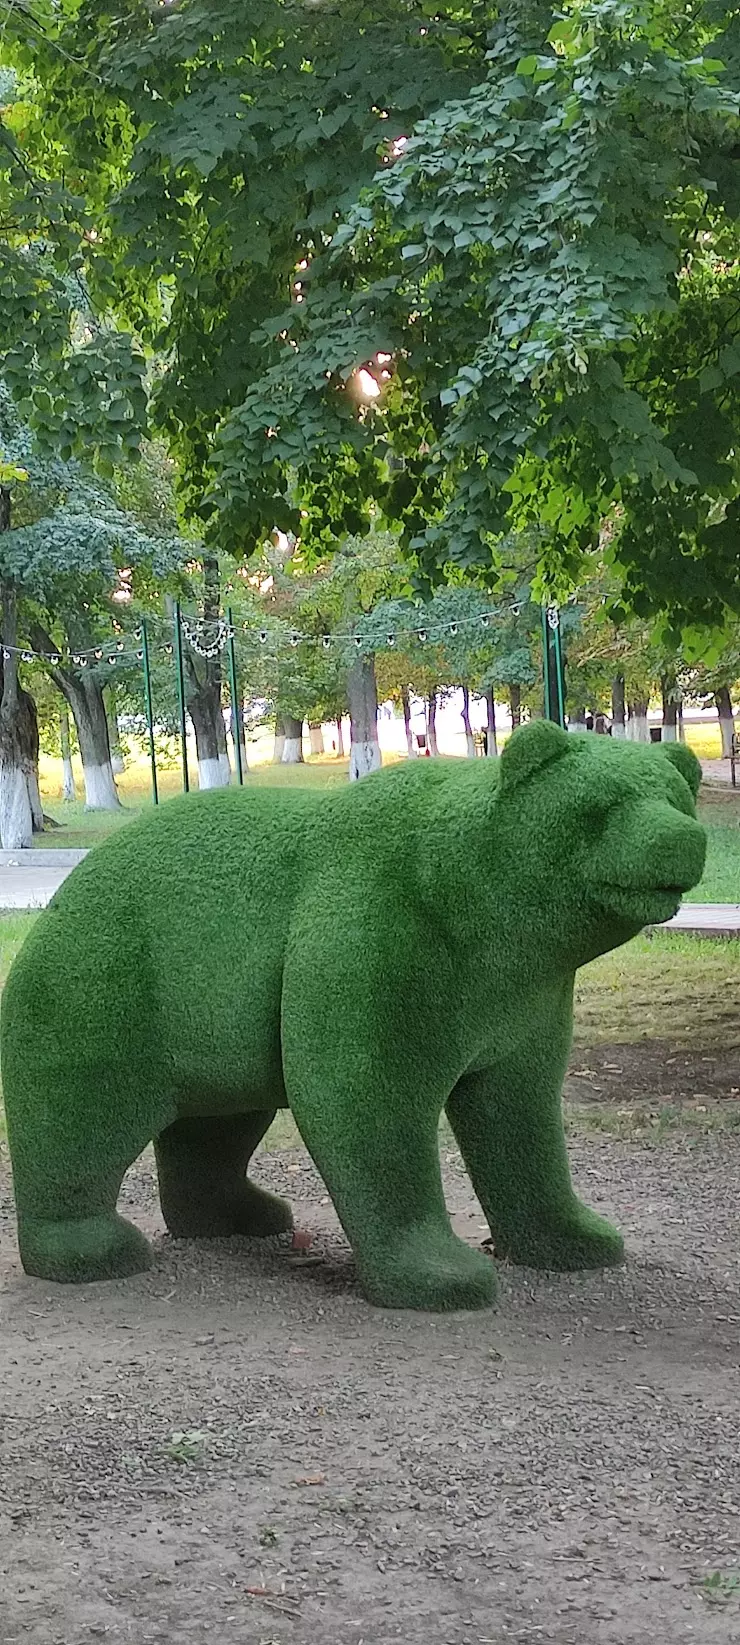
[280,713,304,763]
[27,766,44,832]
[662,723,678,742]
[627,701,649,742]
[569,714,587,732]
[350,739,382,780]
[426,692,439,755]
[309,723,324,756]
[348,657,380,781]
[273,731,286,763]
[0,760,33,849]
[60,707,76,800]
[484,686,498,756]
[198,756,231,790]
[401,686,416,757]
[335,717,346,759]
[716,687,736,759]
[461,686,476,758]
[82,761,122,809]
[219,750,232,783]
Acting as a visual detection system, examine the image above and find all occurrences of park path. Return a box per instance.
[0,849,87,910]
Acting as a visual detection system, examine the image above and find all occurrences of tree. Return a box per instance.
[0,388,185,838]
[202,1,740,623]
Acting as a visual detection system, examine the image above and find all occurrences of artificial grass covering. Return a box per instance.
[1,721,706,1311]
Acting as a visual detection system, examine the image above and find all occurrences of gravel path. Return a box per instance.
[1,1123,740,1645]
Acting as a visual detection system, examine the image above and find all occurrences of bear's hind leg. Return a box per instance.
[154,1112,293,1239]
[12,1113,152,1285]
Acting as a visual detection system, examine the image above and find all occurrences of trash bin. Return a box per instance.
[650,727,662,743]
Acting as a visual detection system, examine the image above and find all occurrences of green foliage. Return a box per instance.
[0,58,147,466]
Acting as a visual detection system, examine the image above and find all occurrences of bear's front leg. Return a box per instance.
[446,1006,624,1273]
[281,892,495,1312]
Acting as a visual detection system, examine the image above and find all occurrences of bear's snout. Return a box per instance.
[591,799,706,929]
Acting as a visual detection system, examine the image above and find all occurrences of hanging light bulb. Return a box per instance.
[259,630,269,644]
[50,654,60,665]
[386,633,395,647]
[449,623,458,637]
[417,629,427,643]
[95,649,103,660]
[480,614,490,629]
[290,632,300,647]
[353,635,362,648]
[322,635,331,650]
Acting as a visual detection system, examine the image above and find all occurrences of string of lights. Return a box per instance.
[1,596,556,669]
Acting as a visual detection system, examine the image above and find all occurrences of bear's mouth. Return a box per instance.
[596,883,687,925]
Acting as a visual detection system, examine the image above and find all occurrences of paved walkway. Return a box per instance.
[663,902,740,936]
[0,849,88,911]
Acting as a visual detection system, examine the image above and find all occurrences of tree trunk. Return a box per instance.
[426,692,439,756]
[661,676,679,742]
[715,685,736,759]
[189,682,230,788]
[611,674,626,738]
[21,687,44,831]
[626,697,649,742]
[273,713,286,764]
[484,686,498,756]
[0,536,34,848]
[281,713,304,764]
[308,722,324,756]
[62,674,122,809]
[509,682,522,730]
[461,686,476,758]
[106,685,125,774]
[60,705,76,800]
[335,716,346,759]
[401,685,415,757]
[348,656,381,780]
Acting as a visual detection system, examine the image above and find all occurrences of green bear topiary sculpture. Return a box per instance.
[1,723,706,1311]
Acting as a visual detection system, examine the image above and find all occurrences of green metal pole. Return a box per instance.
[226,606,244,786]
[140,618,159,806]
[173,599,189,793]
[541,605,553,721]
[551,607,566,729]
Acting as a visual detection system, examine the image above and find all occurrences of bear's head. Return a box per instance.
[496,721,707,958]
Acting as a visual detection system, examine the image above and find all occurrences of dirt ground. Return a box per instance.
[1,1055,740,1645]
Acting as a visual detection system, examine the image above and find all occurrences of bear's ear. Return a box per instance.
[499,720,571,795]
[658,741,701,799]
